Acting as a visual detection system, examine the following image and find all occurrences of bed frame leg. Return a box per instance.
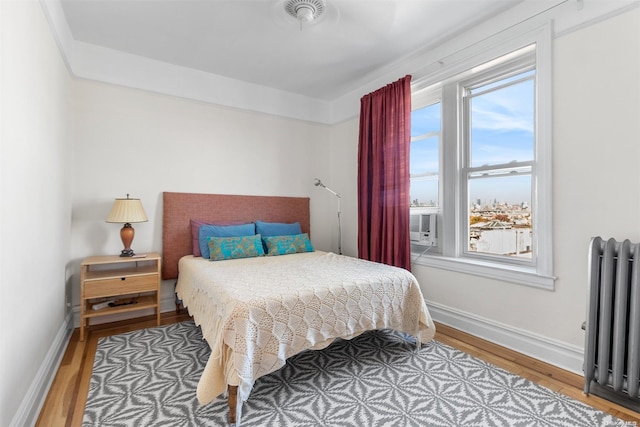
[228,385,238,424]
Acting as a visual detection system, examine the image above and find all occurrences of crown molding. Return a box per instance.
[40,0,639,126]
[39,0,333,124]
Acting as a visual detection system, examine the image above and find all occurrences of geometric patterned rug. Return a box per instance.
[82,321,628,427]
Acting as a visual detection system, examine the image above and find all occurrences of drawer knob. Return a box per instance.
[121,277,126,281]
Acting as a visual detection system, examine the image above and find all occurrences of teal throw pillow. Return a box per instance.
[207,234,265,261]
[199,223,255,259]
[263,233,314,256]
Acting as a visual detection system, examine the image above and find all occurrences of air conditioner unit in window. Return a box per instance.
[410,213,437,246]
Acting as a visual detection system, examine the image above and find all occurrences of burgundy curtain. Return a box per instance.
[357,75,412,271]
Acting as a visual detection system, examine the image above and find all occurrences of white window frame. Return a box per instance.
[410,22,555,290]
[460,55,536,266]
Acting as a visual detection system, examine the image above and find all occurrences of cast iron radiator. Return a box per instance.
[584,236,640,407]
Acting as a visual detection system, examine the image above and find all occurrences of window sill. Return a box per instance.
[411,253,556,290]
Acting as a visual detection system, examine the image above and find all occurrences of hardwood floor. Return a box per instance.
[36,314,640,426]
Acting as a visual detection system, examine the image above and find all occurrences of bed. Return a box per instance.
[162,191,436,425]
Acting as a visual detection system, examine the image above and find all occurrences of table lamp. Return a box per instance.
[106,194,148,257]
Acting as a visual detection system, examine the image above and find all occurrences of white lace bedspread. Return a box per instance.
[176,251,435,422]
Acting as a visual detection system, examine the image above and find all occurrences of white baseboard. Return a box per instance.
[427,300,585,375]
[10,311,74,427]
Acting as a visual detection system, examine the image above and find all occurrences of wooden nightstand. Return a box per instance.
[79,252,161,341]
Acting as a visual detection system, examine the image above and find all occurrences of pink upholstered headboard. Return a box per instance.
[162,192,311,280]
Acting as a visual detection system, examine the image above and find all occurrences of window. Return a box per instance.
[410,24,554,289]
[464,67,535,260]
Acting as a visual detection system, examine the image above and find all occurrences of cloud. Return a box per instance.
[471,80,534,133]
[472,108,533,133]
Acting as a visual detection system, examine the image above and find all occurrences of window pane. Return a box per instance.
[411,102,440,210]
[410,178,439,208]
[469,76,534,167]
[410,135,438,176]
[468,174,532,258]
[411,103,440,137]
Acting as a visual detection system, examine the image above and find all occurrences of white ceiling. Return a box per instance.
[59,0,523,101]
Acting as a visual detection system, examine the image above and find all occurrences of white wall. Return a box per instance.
[0,1,73,425]
[69,80,334,307]
[330,7,640,372]
[551,6,640,343]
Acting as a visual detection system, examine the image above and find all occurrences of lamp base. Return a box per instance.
[119,223,136,257]
[119,249,135,257]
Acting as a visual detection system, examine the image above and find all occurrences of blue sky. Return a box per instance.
[411,73,534,206]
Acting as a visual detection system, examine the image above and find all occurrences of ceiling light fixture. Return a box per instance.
[285,0,326,29]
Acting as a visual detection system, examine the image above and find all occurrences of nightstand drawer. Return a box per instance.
[84,274,158,299]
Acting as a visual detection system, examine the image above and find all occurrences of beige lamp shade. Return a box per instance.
[106,196,148,224]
